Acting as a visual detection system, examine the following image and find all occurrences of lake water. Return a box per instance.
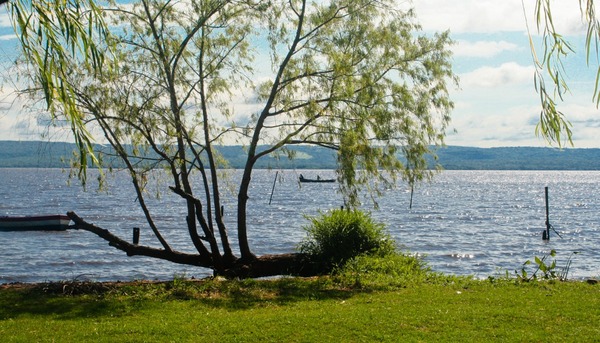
[1,168,599,283]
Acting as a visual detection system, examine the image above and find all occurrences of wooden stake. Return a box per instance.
[269,171,278,205]
[133,227,140,245]
[543,186,550,240]
[409,183,414,209]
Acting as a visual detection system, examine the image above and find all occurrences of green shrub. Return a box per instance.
[297,209,395,271]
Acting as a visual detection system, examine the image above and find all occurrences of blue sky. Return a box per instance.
[0,0,598,147]
[411,0,600,148]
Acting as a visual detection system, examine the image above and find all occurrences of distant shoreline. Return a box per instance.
[1,140,600,170]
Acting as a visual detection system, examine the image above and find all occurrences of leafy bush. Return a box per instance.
[297,209,395,271]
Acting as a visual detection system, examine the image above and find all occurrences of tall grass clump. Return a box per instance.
[332,253,470,290]
[298,209,396,272]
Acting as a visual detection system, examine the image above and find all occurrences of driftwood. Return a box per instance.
[67,211,318,278]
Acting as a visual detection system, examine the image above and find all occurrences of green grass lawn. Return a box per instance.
[1,277,599,342]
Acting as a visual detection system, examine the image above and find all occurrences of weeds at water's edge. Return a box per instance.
[0,253,469,301]
[511,250,581,282]
[482,250,599,286]
[2,251,597,304]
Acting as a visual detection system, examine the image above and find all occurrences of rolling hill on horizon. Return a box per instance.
[1,140,599,170]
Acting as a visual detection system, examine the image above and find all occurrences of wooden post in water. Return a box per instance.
[133,227,140,245]
[543,186,550,240]
[268,171,278,205]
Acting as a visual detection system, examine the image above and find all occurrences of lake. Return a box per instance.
[1,168,599,283]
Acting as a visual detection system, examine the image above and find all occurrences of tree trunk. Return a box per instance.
[220,253,320,279]
[237,163,256,260]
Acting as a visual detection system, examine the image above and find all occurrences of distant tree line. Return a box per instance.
[1,141,599,170]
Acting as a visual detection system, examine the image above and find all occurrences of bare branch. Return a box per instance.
[68,211,212,266]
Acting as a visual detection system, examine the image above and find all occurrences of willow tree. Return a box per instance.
[10,0,454,277]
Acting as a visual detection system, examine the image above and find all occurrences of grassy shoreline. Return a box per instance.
[2,276,599,342]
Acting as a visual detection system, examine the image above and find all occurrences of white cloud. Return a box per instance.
[554,101,600,147]
[447,68,600,148]
[412,0,526,33]
[412,0,586,35]
[0,10,11,28]
[453,40,520,58]
[0,34,15,41]
[0,82,50,140]
[446,102,544,147]
[460,62,534,88]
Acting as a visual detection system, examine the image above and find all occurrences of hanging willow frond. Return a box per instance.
[9,0,114,184]
[526,0,600,147]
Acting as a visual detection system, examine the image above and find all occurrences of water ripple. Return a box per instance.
[2,169,600,282]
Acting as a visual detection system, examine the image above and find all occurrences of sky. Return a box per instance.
[0,0,598,148]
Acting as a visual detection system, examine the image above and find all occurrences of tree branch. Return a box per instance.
[67,211,212,267]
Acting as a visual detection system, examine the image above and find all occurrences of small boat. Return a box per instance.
[0,215,72,231]
[299,174,335,183]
